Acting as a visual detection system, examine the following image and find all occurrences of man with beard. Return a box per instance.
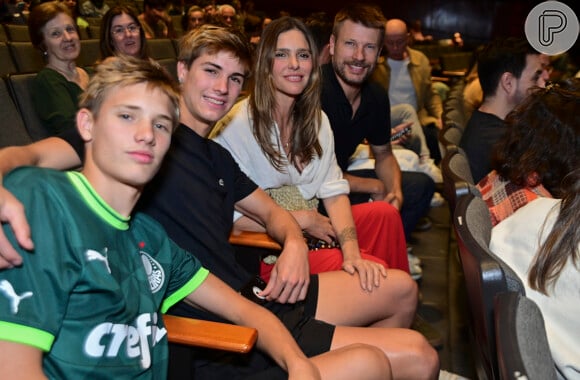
[459,38,550,183]
[320,4,435,280]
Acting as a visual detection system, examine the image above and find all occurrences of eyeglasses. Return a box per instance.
[111,24,140,36]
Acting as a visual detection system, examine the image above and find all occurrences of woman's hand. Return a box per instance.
[342,257,388,292]
[294,209,336,243]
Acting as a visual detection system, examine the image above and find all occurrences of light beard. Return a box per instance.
[332,59,374,87]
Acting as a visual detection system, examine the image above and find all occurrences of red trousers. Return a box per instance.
[260,201,409,282]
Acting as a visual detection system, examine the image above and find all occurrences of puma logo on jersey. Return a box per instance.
[0,280,33,314]
[86,248,111,273]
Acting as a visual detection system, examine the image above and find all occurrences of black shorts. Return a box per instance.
[167,275,335,380]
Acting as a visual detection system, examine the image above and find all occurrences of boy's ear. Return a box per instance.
[76,108,95,142]
[177,61,187,84]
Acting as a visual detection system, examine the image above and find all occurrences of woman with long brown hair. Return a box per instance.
[212,17,410,291]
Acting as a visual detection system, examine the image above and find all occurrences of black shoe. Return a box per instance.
[411,314,443,350]
[414,217,432,232]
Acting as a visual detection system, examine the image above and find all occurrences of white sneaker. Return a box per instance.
[408,252,422,267]
[419,158,443,183]
[430,192,445,207]
[410,263,423,280]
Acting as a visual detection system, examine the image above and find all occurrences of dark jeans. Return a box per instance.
[347,169,434,240]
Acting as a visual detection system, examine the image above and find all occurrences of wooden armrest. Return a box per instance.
[229,230,282,251]
[163,314,257,353]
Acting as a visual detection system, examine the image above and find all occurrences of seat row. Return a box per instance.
[0,22,101,42]
[0,38,179,76]
[451,187,557,380]
[0,13,184,43]
[0,55,178,145]
[437,125,557,379]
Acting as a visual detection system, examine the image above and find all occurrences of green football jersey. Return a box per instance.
[0,168,209,379]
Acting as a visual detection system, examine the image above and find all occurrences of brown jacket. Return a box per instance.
[371,47,442,127]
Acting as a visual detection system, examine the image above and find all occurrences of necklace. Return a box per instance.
[47,64,79,83]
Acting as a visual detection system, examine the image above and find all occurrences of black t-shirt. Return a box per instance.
[320,64,391,171]
[460,109,506,183]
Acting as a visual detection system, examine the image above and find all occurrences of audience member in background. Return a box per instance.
[409,19,432,45]
[212,17,410,285]
[100,5,148,59]
[60,0,88,29]
[216,3,236,27]
[463,61,483,118]
[0,25,438,380]
[372,18,443,166]
[201,0,215,19]
[305,11,333,65]
[138,0,176,39]
[181,5,204,32]
[167,0,183,16]
[28,1,89,135]
[1,0,28,24]
[79,0,108,18]
[490,167,579,378]
[460,37,550,183]
[477,79,579,226]
[0,55,389,380]
[321,5,435,274]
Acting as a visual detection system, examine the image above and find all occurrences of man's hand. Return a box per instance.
[0,187,32,268]
[390,121,413,145]
[259,238,310,304]
[382,191,403,210]
[342,257,387,291]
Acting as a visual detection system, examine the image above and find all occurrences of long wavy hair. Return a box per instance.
[528,168,580,294]
[491,78,580,196]
[250,16,322,172]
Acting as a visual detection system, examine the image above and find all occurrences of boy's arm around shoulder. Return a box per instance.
[0,137,82,267]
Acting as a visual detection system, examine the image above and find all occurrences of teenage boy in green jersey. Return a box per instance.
[0,56,392,380]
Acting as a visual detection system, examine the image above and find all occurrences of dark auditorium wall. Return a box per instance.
[252,0,577,48]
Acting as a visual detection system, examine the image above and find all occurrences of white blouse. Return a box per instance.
[490,198,580,380]
[212,98,349,220]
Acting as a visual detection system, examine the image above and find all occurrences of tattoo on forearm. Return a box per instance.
[337,227,357,246]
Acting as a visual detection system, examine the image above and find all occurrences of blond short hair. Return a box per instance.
[79,56,181,131]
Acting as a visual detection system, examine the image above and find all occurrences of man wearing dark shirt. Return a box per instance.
[320,4,434,242]
[460,38,550,183]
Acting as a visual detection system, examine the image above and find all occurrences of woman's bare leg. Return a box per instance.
[330,327,439,380]
[314,270,438,379]
[316,269,417,328]
[312,343,392,380]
